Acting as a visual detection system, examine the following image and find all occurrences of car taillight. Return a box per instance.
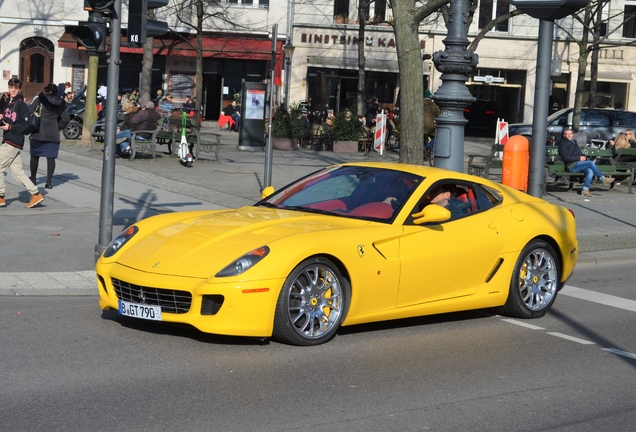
[486,110,495,115]
[568,209,575,219]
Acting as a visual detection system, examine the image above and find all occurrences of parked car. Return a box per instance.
[508,108,636,145]
[96,163,578,346]
[464,99,497,133]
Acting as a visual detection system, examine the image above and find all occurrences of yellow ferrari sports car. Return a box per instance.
[96,162,578,346]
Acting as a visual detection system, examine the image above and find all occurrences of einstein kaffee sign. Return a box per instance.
[300,30,427,51]
[298,28,428,73]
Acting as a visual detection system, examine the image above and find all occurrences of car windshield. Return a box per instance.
[547,108,572,124]
[256,165,423,222]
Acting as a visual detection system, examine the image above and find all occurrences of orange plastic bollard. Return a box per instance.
[502,135,529,192]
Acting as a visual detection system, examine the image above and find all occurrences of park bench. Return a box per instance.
[89,115,175,160]
[615,147,636,165]
[127,117,176,160]
[544,147,634,194]
[467,144,505,178]
[88,113,126,152]
[167,116,221,161]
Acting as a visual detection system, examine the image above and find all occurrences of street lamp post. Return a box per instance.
[431,0,478,173]
[284,41,295,107]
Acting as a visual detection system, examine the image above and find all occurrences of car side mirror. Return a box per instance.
[411,204,452,225]
[261,186,275,199]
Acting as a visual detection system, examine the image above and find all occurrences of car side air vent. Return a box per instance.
[201,295,225,315]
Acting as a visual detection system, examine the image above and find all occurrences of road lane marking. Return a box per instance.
[560,285,636,312]
[546,332,596,345]
[602,348,636,360]
[500,319,545,330]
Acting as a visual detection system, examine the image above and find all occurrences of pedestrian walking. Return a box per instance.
[0,78,45,208]
[28,83,70,189]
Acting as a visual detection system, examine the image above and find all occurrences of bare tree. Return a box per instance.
[390,0,448,164]
[157,0,245,121]
[357,0,369,117]
[555,0,636,131]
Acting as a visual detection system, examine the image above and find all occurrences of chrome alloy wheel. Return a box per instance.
[517,247,558,311]
[286,263,344,340]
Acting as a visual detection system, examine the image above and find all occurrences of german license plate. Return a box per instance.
[119,300,162,321]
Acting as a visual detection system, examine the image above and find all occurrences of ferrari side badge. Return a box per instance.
[357,245,365,258]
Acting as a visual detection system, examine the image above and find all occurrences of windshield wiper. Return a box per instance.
[282,206,339,216]
[255,202,279,208]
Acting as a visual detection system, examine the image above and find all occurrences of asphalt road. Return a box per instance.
[1,260,635,432]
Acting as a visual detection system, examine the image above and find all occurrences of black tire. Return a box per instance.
[63,120,82,140]
[426,147,434,167]
[499,240,560,319]
[273,257,350,346]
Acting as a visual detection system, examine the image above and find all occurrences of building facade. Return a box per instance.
[1,0,636,124]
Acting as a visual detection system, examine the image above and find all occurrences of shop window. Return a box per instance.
[372,0,387,22]
[334,0,349,21]
[478,0,510,32]
[623,5,636,38]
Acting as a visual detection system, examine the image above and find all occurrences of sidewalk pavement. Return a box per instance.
[1,121,635,295]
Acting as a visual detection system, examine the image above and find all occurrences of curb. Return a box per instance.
[576,248,636,265]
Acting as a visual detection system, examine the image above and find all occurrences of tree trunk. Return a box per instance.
[357,2,367,116]
[195,0,204,122]
[572,7,591,131]
[588,2,603,108]
[81,55,99,143]
[140,37,154,106]
[392,0,424,164]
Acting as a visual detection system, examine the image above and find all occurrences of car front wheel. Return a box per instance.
[499,240,560,319]
[273,257,349,346]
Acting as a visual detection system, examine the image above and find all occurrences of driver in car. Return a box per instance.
[424,186,471,218]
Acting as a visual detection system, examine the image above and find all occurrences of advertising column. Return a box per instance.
[238,82,267,151]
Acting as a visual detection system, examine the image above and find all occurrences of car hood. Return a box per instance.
[114,206,370,278]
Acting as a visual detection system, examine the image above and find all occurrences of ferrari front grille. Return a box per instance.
[112,278,192,314]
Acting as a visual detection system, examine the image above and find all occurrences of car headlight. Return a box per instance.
[216,246,270,277]
[103,226,139,258]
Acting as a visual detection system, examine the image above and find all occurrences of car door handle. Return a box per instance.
[489,222,500,230]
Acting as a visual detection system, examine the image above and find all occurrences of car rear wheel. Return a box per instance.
[499,240,560,319]
[273,257,349,346]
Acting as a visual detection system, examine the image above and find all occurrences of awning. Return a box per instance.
[58,33,283,84]
[593,71,633,83]
[58,31,78,49]
[307,55,400,74]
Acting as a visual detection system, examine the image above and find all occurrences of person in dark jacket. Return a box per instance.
[558,127,614,197]
[366,97,379,128]
[28,83,71,189]
[116,101,161,153]
[224,100,240,132]
[0,78,45,208]
[182,95,195,112]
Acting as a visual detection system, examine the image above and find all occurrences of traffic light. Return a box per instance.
[510,0,589,20]
[128,0,169,45]
[72,0,115,55]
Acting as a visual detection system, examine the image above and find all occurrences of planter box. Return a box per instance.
[272,138,297,150]
[333,140,358,154]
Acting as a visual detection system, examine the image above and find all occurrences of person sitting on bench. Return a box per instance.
[116,101,161,154]
[558,127,614,197]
